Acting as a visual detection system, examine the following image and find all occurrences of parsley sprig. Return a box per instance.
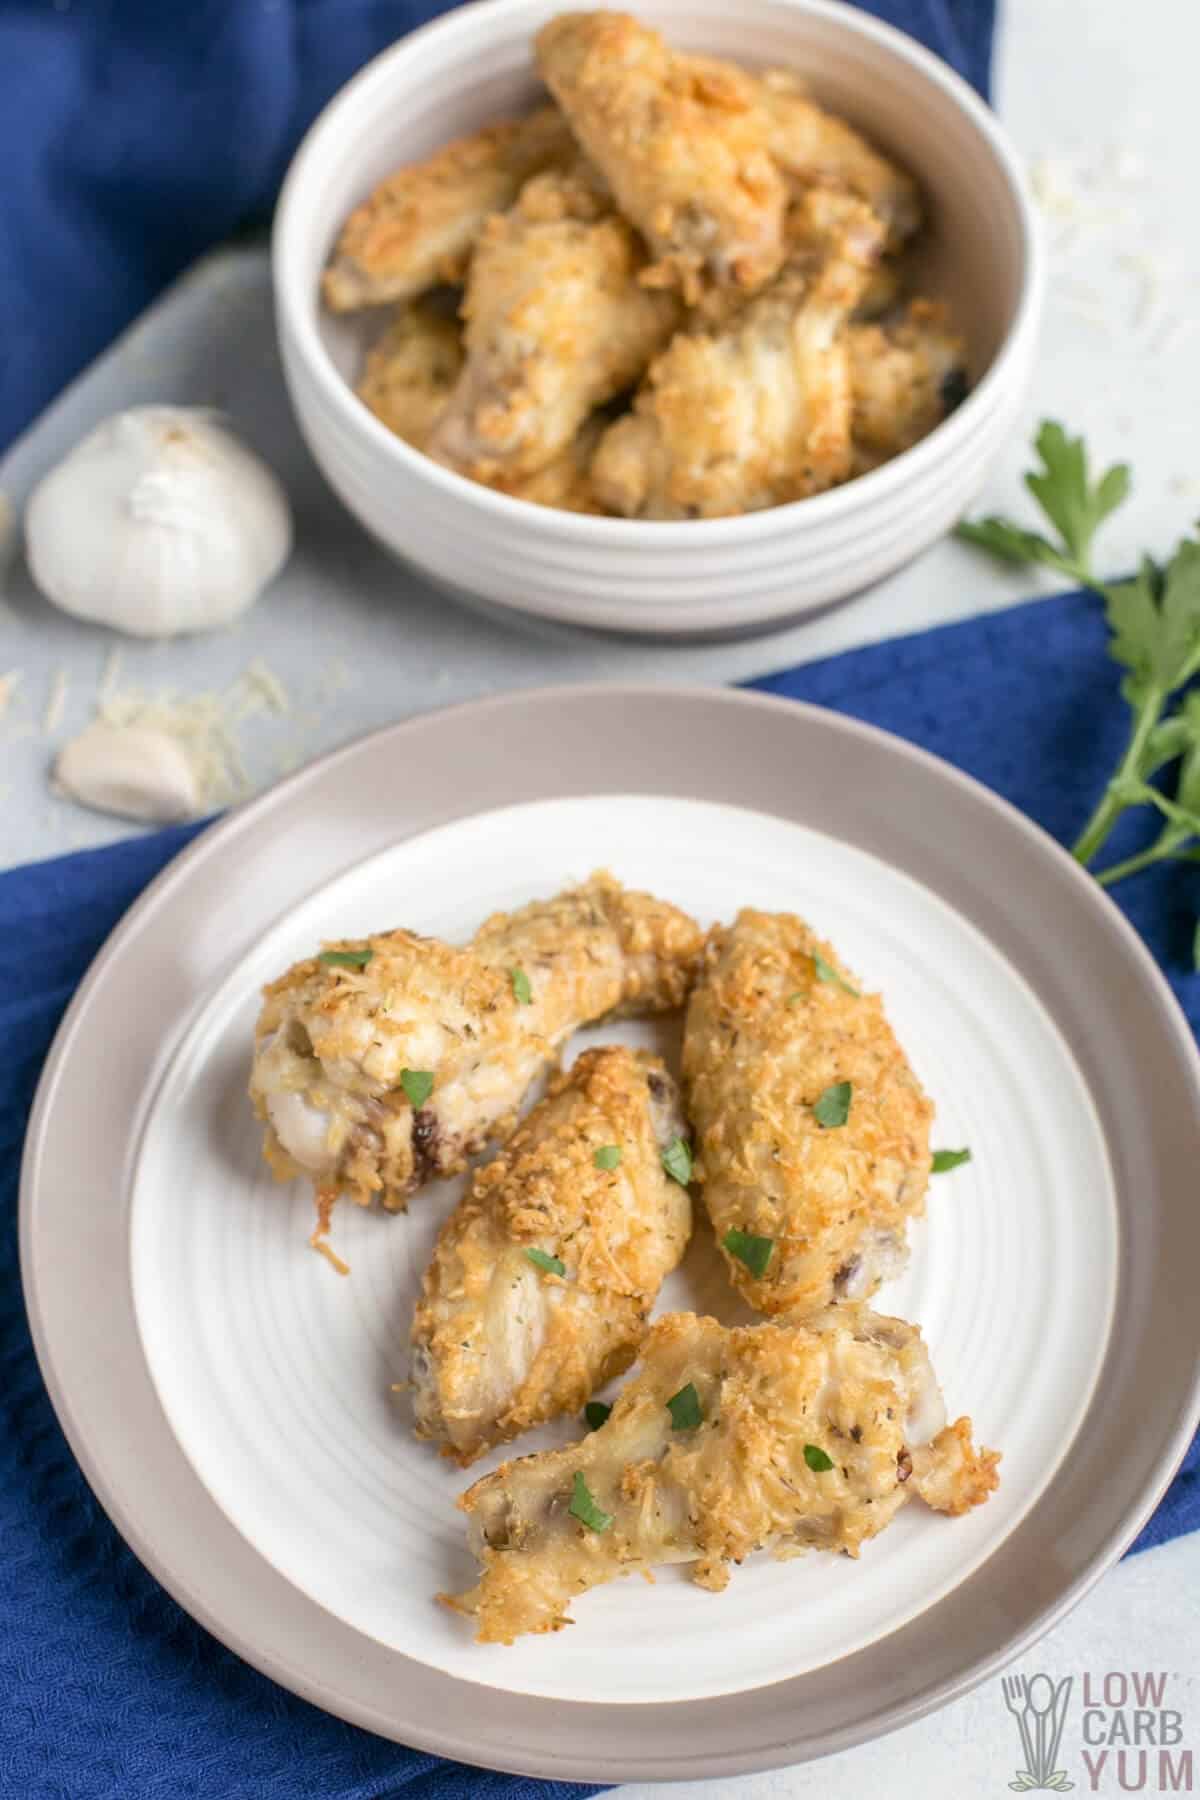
[958,421,1200,965]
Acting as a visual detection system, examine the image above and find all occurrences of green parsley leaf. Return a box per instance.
[931,1147,972,1174]
[1105,540,1200,700]
[956,420,1131,587]
[318,947,373,969]
[525,1247,566,1277]
[1024,421,1131,574]
[723,1228,775,1279]
[584,1401,612,1431]
[666,1382,703,1431]
[954,516,1069,571]
[400,1068,434,1108]
[661,1137,693,1186]
[803,1443,835,1473]
[593,1145,622,1171]
[568,1470,613,1533]
[813,951,859,997]
[787,992,804,1007]
[960,420,1200,937]
[813,1081,852,1128]
[511,967,533,1005]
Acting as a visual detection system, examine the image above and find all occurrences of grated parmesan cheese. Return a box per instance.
[43,668,68,734]
[243,658,290,715]
[84,655,300,812]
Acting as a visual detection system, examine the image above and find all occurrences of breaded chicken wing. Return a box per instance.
[353,302,605,508]
[536,12,787,303]
[496,414,609,513]
[591,189,883,518]
[682,909,933,1314]
[322,107,576,311]
[249,874,703,1228]
[411,1047,691,1464]
[848,299,969,471]
[427,165,679,483]
[758,69,921,248]
[444,1308,998,1642]
[355,300,466,448]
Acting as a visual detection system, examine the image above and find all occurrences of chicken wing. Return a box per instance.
[411,1046,691,1464]
[682,909,933,1314]
[591,189,883,518]
[355,300,466,449]
[757,69,921,249]
[444,1307,998,1642]
[353,301,606,508]
[848,299,969,472]
[495,413,608,513]
[427,165,679,483]
[535,12,787,303]
[322,106,576,311]
[249,873,703,1228]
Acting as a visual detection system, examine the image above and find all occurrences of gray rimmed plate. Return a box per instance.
[19,686,1200,1782]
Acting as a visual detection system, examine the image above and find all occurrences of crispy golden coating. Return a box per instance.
[848,299,968,471]
[591,189,883,518]
[411,1047,691,1464]
[758,68,921,248]
[426,165,679,482]
[249,873,703,1222]
[355,301,466,448]
[354,302,605,508]
[322,107,576,311]
[682,909,933,1314]
[494,414,609,513]
[444,1308,998,1642]
[536,12,787,303]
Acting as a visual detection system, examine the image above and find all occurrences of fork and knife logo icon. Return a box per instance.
[1002,1673,1075,1791]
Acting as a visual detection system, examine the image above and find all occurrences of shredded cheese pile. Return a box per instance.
[94,651,294,810]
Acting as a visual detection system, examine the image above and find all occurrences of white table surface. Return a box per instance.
[2,0,1198,1789]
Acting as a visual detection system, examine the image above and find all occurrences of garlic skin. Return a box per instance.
[54,721,201,823]
[25,408,292,637]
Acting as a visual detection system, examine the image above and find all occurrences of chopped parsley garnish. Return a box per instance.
[787,992,804,1007]
[661,1136,693,1186]
[400,1068,434,1108]
[511,967,533,1005]
[804,1443,835,1473]
[813,1081,852,1128]
[723,1228,775,1279]
[666,1382,703,1431]
[931,1147,972,1174]
[584,1401,612,1431]
[593,1145,622,1171]
[525,1247,566,1277]
[318,947,373,969]
[813,951,859,997]
[568,1470,613,1533]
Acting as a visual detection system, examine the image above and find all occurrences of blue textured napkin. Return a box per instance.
[0,0,994,452]
[4,590,1199,1799]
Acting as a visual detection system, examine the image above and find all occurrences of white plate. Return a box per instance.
[22,687,1200,1781]
[131,795,1115,1705]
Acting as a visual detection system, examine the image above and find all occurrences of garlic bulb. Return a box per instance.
[54,721,201,823]
[25,408,292,637]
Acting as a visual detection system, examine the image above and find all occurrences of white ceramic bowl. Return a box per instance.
[274,0,1043,638]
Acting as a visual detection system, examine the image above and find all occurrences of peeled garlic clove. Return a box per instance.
[54,721,201,823]
[25,407,292,637]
